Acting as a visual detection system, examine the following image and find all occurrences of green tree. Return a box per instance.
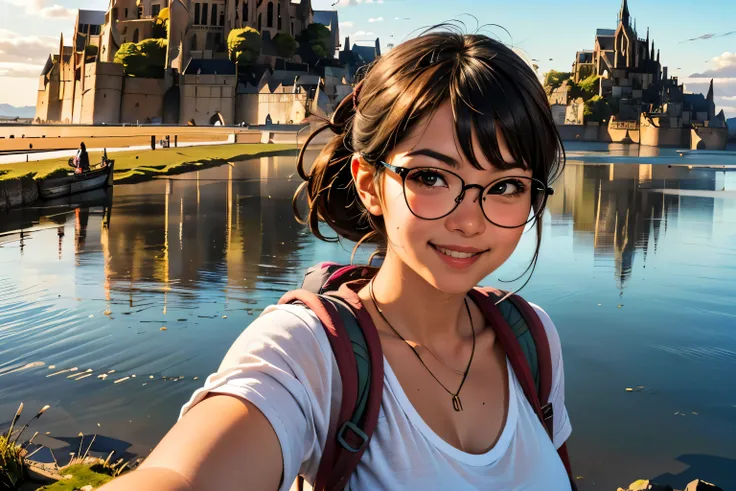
[113,39,167,78]
[152,8,170,39]
[584,95,612,122]
[297,23,331,64]
[227,27,262,65]
[543,70,571,93]
[273,33,298,59]
[578,74,599,99]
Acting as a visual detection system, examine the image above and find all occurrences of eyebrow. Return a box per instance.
[405,148,526,171]
[405,148,460,168]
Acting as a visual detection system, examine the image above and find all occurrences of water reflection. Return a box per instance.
[1,152,735,490]
[548,164,726,291]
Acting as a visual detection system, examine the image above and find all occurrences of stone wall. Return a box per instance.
[640,125,689,148]
[236,93,259,125]
[121,77,166,123]
[180,73,236,125]
[82,62,124,124]
[690,127,729,150]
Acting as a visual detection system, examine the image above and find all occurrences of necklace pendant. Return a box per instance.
[452,395,463,412]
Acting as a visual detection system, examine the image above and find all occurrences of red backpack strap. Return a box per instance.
[468,288,575,488]
[279,285,383,491]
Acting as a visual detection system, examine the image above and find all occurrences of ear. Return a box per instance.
[351,153,383,216]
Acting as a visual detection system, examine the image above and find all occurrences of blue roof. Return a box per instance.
[596,29,615,37]
[313,10,338,29]
[352,44,378,64]
[183,58,237,75]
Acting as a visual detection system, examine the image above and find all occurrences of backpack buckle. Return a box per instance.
[336,420,369,454]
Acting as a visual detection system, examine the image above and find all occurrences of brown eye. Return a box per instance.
[409,169,449,188]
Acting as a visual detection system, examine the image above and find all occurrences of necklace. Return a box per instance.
[368,279,476,412]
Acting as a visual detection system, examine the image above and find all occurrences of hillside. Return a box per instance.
[0,104,35,119]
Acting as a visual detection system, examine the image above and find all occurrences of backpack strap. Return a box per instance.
[279,285,383,491]
[468,288,575,488]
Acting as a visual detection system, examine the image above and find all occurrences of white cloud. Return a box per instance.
[0,29,58,65]
[721,95,736,102]
[368,17,383,23]
[690,52,736,79]
[394,16,400,20]
[0,61,44,78]
[0,0,75,19]
[351,31,375,37]
[335,0,384,6]
[339,21,355,28]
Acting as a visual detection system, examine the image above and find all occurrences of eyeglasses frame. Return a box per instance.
[376,160,554,229]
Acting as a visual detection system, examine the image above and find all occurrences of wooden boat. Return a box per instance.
[38,159,114,200]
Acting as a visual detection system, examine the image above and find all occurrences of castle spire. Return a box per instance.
[706,79,714,102]
[651,39,655,60]
[619,0,631,27]
[656,48,660,64]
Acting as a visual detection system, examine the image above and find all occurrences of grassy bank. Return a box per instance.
[0,143,298,183]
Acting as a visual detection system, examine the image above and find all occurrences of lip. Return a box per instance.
[429,243,487,270]
[430,243,488,254]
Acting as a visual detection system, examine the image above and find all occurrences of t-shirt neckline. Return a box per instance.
[381,356,519,467]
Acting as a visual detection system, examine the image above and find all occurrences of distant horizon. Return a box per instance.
[1,0,734,118]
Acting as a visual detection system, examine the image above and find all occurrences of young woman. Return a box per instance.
[100,28,570,491]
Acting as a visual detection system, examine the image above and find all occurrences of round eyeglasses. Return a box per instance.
[378,161,553,229]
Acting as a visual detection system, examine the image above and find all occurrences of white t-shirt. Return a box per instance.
[180,302,572,491]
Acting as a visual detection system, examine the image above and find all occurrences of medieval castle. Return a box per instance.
[550,0,729,149]
[34,0,379,126]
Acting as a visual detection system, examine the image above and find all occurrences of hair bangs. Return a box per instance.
[448,42,564,183]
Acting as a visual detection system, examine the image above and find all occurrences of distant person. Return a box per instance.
[99,27,574,491]
[69,142,90,173]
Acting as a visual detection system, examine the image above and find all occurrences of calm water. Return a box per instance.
[1,143,735,490]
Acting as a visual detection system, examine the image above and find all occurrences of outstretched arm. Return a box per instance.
[98,394,283,491]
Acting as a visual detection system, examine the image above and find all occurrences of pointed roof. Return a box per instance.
[619,0,630,25]
[706,79,714,102]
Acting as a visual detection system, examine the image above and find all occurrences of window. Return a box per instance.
[133,28,139,42]
[194,3,200,24]
[137,6,143,18]
[243,1,248,22]
[211,4,217,26]
[258,12,261,31]
[191,34,197,50]
[202,3,208,25]
[123,7,128,18]
[90,25,101,35]
[267,2,273,28]
[112,7,118,20]
[219,10,225,26]
[277,3,281,30]
[152,4,161,17]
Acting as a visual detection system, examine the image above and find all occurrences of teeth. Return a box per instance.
[436,246,477,259]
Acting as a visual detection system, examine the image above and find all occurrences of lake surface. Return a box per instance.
[1,143,735,490]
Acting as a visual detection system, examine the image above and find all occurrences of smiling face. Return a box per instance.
[353,101,538,294]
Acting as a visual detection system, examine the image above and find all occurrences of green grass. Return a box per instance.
[35,464,114,490]
[0,143,298,183]
[1,435,26,489]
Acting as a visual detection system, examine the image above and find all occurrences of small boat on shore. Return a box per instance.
[38,157,114,200]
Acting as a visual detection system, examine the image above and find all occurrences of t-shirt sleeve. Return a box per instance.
[178,304,339,491]
[529,303,572,449]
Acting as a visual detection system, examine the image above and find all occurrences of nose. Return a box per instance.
[445,186,486,237]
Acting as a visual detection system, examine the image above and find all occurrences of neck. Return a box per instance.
[366,249,473,347]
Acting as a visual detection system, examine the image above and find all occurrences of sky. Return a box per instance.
[0,0,734,117]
